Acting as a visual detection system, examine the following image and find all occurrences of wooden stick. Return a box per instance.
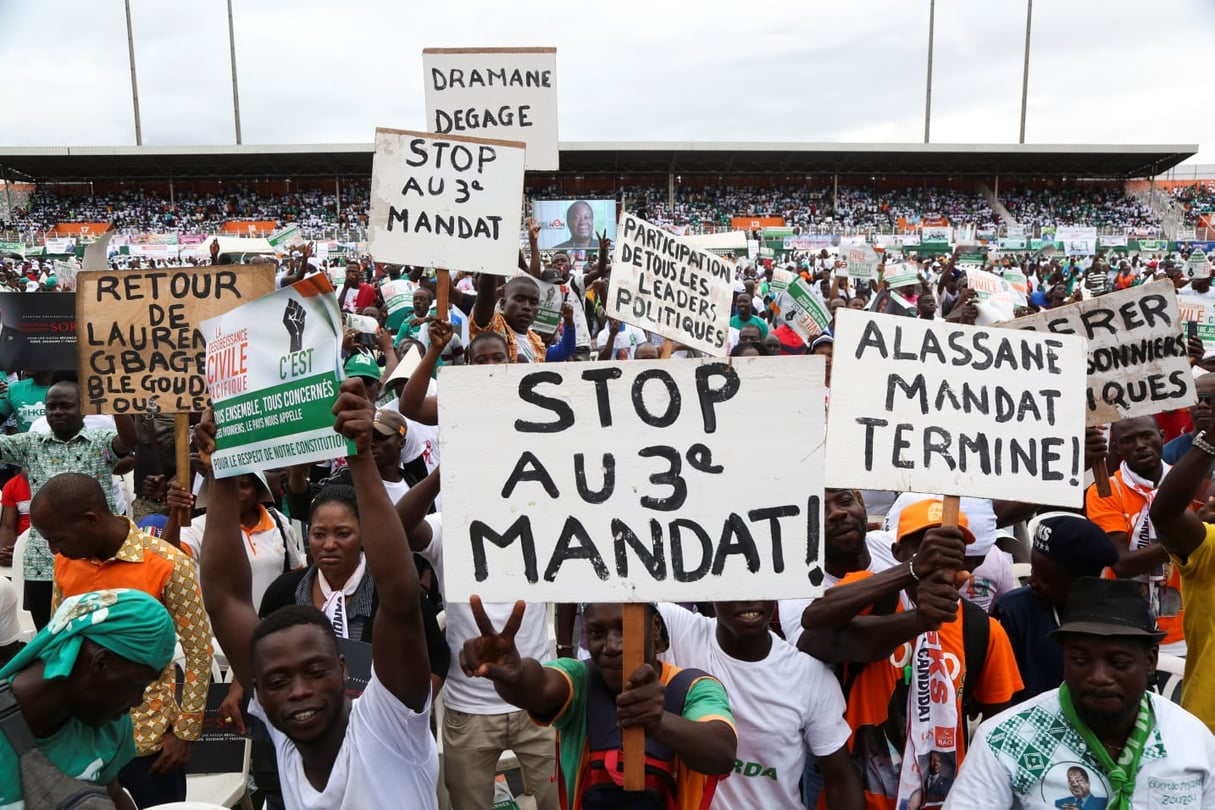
[622,602,646,791]
[940,495,961,529]
[175,413,192,527]
[436,269,450,322]
[1092,458,1112,498]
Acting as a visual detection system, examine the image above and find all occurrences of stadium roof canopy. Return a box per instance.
[0,142,1196,182]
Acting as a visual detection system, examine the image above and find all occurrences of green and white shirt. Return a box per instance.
[945,690,1215,809]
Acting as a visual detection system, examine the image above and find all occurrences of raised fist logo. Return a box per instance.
[283,299,306,353]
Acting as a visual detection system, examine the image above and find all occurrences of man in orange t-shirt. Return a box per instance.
[1086,415,1188,654]
[800,499,1023,810]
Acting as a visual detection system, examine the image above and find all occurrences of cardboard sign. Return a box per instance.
[77,265,275,414]
[966,267,1022,324]
[826,309,1087,507]
[423,47,559,171]
[1004,280,1196,424]
[532,277,567,335]
[606,213,734,357]
[82,233,113,272]
[1186,250,1212,281]
[367,128,526,276]
[438,356,828,603]
[0,293,77,371]
[1176,297,1215,352]
[202,276,354,478]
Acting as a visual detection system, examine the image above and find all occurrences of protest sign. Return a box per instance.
[381,278,420,331]
[203,276,353,478]
[438,356,828,603]
[367,128,526,276]
[774,277,832,340]
[423,47,558,171]
[532,199,617,250]
[1185,250,1212,280]
[1004,279,1195,424]
[77,266,274,414]
[826,309,1087,507]
[0,293,77,371]
[965,267,1023,324]
[1003,268,1028,300]
[846,244,880,282]
[882,262,919,289]
[531,277,567,335]
[1176,297,1215,352]
[606,213,734,356]
[768,267,796,293]
[1056,226,1098,256]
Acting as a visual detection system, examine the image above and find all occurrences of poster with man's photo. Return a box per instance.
[531,199,616,250]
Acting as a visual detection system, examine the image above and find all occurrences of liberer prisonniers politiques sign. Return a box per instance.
[203,276,353,478]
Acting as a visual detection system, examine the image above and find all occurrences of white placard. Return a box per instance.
[846,244,880,282]
[1004,280,1196,424]
[606,213,734,357]
[367,128,525,276]
[438,357,828,603]
[423,47,558,171]
[826,309,1087,507]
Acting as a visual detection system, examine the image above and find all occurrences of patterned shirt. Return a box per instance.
[53,522,212,755]
[471,311,546,364]
[0,428,121,581]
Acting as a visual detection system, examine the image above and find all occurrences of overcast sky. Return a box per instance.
[2,0,1212,171]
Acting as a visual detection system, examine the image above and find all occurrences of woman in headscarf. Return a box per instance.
[0,588,176,807]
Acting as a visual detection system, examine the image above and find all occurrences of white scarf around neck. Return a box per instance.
[318,553,367,639]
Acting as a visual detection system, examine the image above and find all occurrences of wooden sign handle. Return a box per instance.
[622,602,646,791]
[940,495,963,586]
[436,269,450,322]
[1092,458,1112,498]
[175,413,192,527]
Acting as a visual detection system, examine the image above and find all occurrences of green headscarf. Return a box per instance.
[0,589,176,681]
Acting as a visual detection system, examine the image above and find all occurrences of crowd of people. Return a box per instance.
[1171,182,1215,227]
[0,219,1212,810]
[2,179,1173,245]
[1,182,372,239]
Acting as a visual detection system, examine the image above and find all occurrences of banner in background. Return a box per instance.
[532,199,616,251]
[0,292,77,371]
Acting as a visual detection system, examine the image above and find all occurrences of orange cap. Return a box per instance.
[897,499,976,545]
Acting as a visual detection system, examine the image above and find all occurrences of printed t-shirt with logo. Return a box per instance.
[827,570,1024,810]
[0,378,50,433]
[1085,471,1185,646]
[657,602,850,810]
[944,689,1215,809]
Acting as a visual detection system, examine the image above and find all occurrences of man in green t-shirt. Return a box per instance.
[0,370,53,433]
[462,598,737,810]
[729,292,769,339]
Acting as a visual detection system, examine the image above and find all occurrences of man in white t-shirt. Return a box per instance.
[596,320,649,360]
[658,601,862,809]
[397,469,558,810]
[199,382,439,810]
[0,576,24,665]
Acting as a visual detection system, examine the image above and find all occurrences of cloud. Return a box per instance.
[0,0,1210,167]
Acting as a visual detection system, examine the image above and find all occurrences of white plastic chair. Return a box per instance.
[184,739,253,810]
[1011,562,1032,586]
[9,530,33,641]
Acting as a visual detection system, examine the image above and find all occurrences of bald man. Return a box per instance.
[36,473,212,807]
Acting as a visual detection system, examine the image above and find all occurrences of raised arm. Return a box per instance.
[397,320,449,425]
[111,414,137,458]
[581,230,611,287]
[335,379,430,710]
[473,271,498,329]
[196,417,260,690]
[524,218,542,278]
[1151,428,1214,562]
[396,465,441,553]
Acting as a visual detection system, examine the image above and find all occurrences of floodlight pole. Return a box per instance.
[228,0,242,144]
[923,0,935,144]
[1019,0,1033,144]
[124,0,143,145]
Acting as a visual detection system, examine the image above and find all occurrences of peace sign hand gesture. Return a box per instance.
[459,596,526,683]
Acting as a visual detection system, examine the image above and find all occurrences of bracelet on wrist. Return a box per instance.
[1194,432,1215,456]
[907,556,921,581]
